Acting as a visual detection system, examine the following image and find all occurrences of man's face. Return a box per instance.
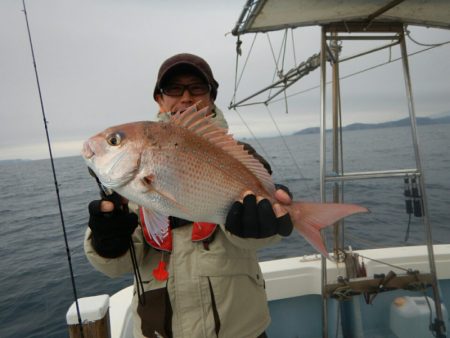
[156,73,214,115]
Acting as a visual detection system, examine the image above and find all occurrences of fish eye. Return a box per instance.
[107,133,122,146]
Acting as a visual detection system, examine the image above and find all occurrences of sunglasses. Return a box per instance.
[160,83,211,97]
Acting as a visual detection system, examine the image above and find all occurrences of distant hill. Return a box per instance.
[294,115,450,135]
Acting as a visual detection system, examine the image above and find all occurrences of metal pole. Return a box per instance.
[331,33,342,252]
[399,28,446,337]
[320,26,329,338]
[320,34,327,201]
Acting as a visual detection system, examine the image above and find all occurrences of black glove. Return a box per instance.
[88,192,138,258]
[225,186,294,238]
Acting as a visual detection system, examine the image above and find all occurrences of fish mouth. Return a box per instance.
[82,141,95,160]
[81,139,139,190]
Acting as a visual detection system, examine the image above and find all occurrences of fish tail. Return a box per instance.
[288,202,369,259]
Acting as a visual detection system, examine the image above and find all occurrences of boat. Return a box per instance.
[66,1,450,337]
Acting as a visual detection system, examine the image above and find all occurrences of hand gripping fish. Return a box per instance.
[82,105,368,258]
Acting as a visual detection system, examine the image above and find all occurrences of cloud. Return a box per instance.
[1,0,450,160]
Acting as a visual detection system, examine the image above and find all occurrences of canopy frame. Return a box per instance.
[232,0,450,36]
[318,23,446,338]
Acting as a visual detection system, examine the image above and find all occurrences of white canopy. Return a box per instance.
[232,0,450,35]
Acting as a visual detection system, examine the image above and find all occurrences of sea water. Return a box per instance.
[0,124,449,337]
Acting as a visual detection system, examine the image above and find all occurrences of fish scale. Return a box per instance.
[147,132,261,222]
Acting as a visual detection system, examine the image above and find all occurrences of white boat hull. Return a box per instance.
[99,244,450,338]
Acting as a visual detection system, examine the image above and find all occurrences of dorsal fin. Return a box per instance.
[170,104,274,194]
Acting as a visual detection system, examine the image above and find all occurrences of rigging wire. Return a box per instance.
[280,29,288,76]
[231,32,450,249]
[233,31,320,202]
[232,107,279,173]
[290,28,298,68]
[21,1,85,336]
[231,33,259,106]
[232,37,241,106]
[280,30,289,114]
[266,32,282,100]
[271,41,450,104]
[231,30,450,110]
[264,105,317,201]
[266,33,282,77]
[266,30,290,101]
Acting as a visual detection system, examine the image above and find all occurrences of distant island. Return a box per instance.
[294,115,450,135]
[0,158,32,164]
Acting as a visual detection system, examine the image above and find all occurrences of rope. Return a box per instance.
[406,28,450,47]
[21,1,84,336]
[356,253,412,273]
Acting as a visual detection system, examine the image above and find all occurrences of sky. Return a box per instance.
[1,0,450,160]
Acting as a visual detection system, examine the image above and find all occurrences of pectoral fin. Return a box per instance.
[140,207,169,245]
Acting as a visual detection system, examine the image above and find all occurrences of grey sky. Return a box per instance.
[1,0,450,160]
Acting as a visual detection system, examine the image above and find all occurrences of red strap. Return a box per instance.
[139,208,216,250]
[191,222,217,241]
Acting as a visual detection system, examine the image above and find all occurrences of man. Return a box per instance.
[85,53,293,338]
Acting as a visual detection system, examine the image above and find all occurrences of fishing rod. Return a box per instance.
[21,1,85,337]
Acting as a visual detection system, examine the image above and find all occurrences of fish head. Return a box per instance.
[82,122,147,190]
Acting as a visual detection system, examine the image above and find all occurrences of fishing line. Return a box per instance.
[129,238,146,306]
[21,1,85,336]
[88,168,147,306]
